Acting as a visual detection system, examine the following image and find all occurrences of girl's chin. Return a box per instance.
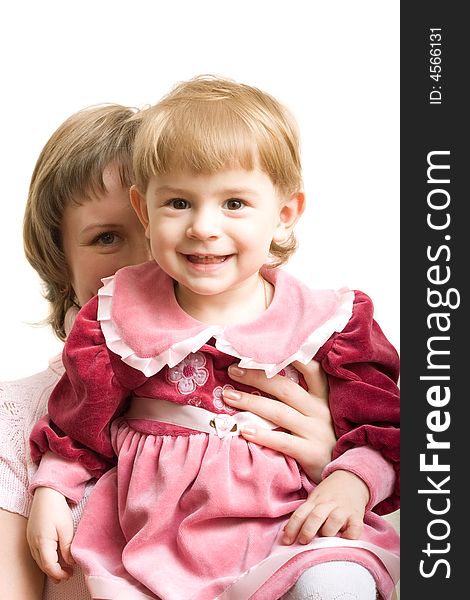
[179,282,229,297]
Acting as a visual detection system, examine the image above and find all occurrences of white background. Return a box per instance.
[0,1,399,381]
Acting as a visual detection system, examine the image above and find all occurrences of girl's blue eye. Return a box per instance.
[225,198,244,210]
[171,199,189,209]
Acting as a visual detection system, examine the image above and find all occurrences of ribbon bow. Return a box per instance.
[210,414,238,439]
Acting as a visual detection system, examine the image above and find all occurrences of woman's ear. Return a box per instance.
[273,191,305,243]
[130,185,150,238]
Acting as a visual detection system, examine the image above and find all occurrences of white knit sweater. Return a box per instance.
[0,355,92,599]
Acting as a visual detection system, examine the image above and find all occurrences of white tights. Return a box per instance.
[280,561,378,600]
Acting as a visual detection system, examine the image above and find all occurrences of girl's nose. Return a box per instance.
[186,209,221,240]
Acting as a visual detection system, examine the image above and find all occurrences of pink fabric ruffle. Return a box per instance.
[98,262,354,378]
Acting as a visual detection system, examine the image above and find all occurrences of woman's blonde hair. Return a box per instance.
[133,75,303,266]
[23,104,141,340]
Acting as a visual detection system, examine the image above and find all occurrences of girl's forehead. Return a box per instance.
[149,166,279,196]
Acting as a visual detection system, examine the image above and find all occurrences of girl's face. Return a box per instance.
[131,167,302,315]
[62,164,150,306]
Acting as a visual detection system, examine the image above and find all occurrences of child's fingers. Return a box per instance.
[282,502,314,545]
[60,546,75,567]
[58,529,75,566]
[340,516,364,540]
[283,500,336,545]
[37,538,71,582]
[317,508,348,538]
[296,502,338,544]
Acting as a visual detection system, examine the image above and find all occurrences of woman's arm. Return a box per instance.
[224,359,336,482]
[225,294,400,514]
[0,369,59,599]
[224,357,397,545]
[0,508,44,599]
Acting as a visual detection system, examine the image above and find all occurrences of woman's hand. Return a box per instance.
[224,360,336,483]
[282,470,370,545]
[26,487,75,583]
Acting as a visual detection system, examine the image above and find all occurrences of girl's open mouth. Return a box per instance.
[186,255,230,264]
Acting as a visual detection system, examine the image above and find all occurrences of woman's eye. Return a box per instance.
[170,198,189,210]
[94,232,118,246]
[224,198,244,210]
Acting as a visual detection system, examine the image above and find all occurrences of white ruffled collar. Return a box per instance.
[98,261,354,378]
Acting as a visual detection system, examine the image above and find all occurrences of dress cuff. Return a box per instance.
[29,451,90,504]
[321,446,395,511]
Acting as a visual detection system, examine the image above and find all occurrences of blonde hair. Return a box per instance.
[23,104,141,340]
[133,75,303,265]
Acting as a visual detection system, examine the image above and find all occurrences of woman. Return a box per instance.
[0,103,338,599]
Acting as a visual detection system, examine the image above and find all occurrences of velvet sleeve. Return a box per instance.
[314,290,400,514]
[29,296,143,498]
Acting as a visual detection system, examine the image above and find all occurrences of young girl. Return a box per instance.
[28,76,400,600]
[0,100,334,599]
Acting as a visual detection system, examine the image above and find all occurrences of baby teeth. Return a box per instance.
[188,255,227,264]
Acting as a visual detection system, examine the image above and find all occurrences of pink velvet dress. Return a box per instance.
[31,261,400,600]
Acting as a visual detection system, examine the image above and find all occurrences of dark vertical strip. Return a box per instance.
[401,2,466,597]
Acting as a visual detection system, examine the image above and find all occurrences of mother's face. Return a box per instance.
[61,164,150,307]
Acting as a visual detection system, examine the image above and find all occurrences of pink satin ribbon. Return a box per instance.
[126,396,277,439]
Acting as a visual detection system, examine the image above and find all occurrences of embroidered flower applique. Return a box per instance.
[166,352,209,395]
[188,396,203,407]
[213,385,237,414]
